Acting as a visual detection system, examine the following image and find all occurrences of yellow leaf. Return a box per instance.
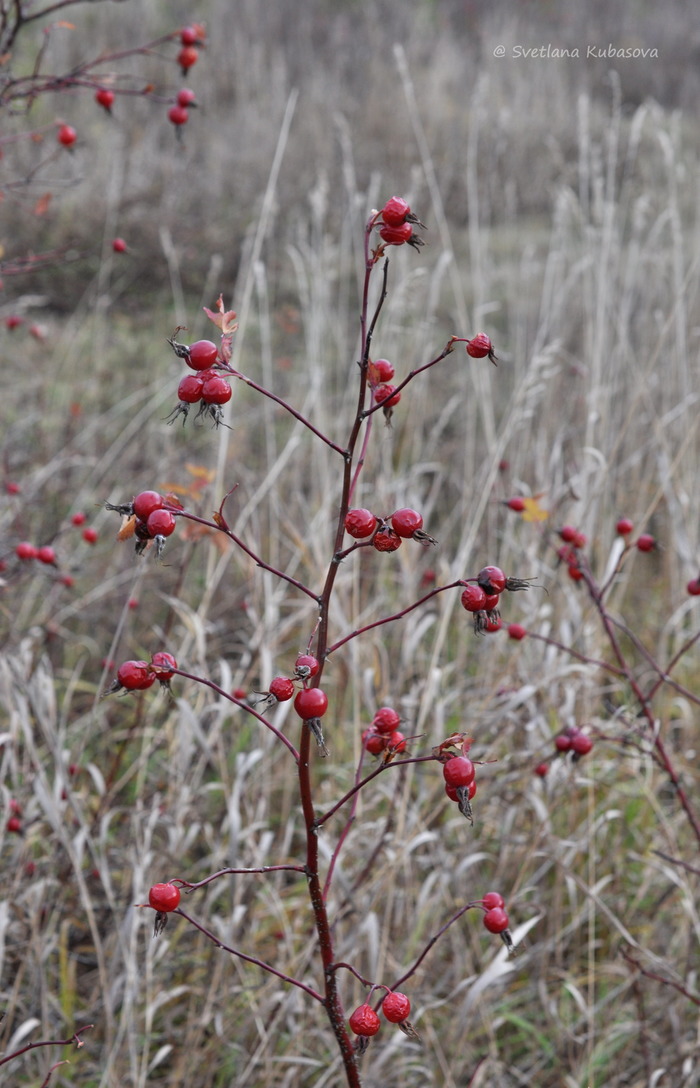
[521,496,549,523]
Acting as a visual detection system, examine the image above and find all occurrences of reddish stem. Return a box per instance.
[0,1025,93,1068]
[174,909,325,1002]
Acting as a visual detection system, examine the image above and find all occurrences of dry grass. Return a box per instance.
[1,2,700,1086]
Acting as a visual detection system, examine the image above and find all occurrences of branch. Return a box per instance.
[175,908,325,1002]
[0,1025,93,1068]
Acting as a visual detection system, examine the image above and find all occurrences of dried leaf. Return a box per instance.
[203,294,238,335]
[521,496,549,523]
[33,192,52,216]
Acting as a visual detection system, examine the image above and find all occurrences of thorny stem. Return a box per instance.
[174,509,319,602]
[169,669,299,761]
[577,567,700,844]
[175,865,307,890]
[223,368,346,455]
[620,946,700,1007]
[173,909,325,1003]
[360,343,455,419]
[316,754,436,828]
[0,27,179,100]
[390,902,480,991]
[0,1025,94,1068]
[326,582,464,656]
[286,220,393,1088]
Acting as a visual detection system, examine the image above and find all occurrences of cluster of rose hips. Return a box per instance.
[5,799,23,835]
[105,489,180,557]
[169,25,205,130]
[165,336,232,426]
[374,196,426,251]
[553,725,594,760]
[441,752,478,825]
[361,706,407,759]
[348,990,415,1052]
[11,511,99,586]
[344,506,436,553]
[259,654,330,754]
[104,651,178,696]
[460,564,530,634]
[480,890,514,950]
[367,356,402,421]
[54,24,204,149]
[533,724,594,778]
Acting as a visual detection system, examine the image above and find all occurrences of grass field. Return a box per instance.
[1,2,699,1086]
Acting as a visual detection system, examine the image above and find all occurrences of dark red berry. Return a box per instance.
[112,237,127,253]
[374,383,401,407]
[133,491,164,520]
[187,340,218,370]
[460,584,488,612]
[95,88,115,112]
[616,517,634,536]
[148,883,181,912]
[554,733,572,752]
[363,729,387,755]
[151,652,177,681]
[508,623,526,640]
[177,88,197,108]
[6,816,22,833]
[294,654,320,680]
[269,676,295,702]
[636,533,656,552]
[57,124,77,147]
[570,732,593,756]
[294,687,328,719]
[559,525,578,544]
[483,907,509,933]
[373,706,401,734]
[180,25,200,45]
[117,660,156,691]
[476,565,506,595]
[202,375,232,404]
[390,508,423,538]
[381,196,411,227]
[506,497,526,512]
[370,358,395,382]
[168,104,189,126]
[372,528,402,552]
[348,1004,381,1037]
[482,891,505,910]
[178,374,204,403]
[687,578,700,596]
[442,756,476,788]
[71,512,87,526]
[387,730,407,753]
[36,545,57,565]
[177,45,199,73]
[445,780,477,802]
[82,527,98,544]
[534,762,549,777]
[146,509,176,538]
[379,222,413,246]
[382,991,411,1022]
[344,508,377,539]
[466,333,494,359]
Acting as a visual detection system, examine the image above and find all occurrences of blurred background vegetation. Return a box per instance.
[1,2,699,1086]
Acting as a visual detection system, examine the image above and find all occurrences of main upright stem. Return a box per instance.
[296,220,385,1087]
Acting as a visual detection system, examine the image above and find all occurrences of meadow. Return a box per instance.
[1,2,699,1086]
